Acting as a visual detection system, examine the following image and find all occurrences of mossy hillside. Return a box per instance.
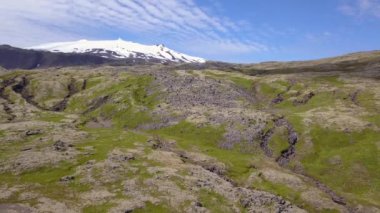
[82,203,116,213]
[37,111,66,122]
[0,163,90,203]
[198,189,236,212]
[27,77,70,107]
[77,127,147,161]
[356,90,379,112]
[269,126,291,157]
[251,179,315,212]
[151,121,259,183]
[364,114,380,128]
[301,126,380,206]
[250,74,380,207]
[67,73,154,112]
[133,202,174,213]
[312,75,345,87]
[85,76,104,89]
[67,74,157,129]
[204,70,254,90]
[0,132,45,162]
[258,80,290,97]
[0,70,33,81]
[0,127,147,204]
[1,86,24,105]
[253,75,348,108]
[275,91,338,113]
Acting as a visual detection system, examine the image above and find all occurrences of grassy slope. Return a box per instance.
[251,75,380,207]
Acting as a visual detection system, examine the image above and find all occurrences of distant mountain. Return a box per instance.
[30,39,206,63]
[0,45,110,69]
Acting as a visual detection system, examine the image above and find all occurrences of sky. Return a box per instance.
[0,0,379,63]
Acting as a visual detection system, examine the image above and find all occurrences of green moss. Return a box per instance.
[204,70,229,78]
[0,70,31,81]
[198,189,234,212]
[321,209,341,213]
[259,80,290,97]
[229,76,253,90]
[37,112,66,122]
[151,121,257,183]
[253,179,310,210]
[204,70,253,90]
[356,91,378,112]
[0,128,147,202]
[364,114,380,128]
[27,78,69,107]
[77,128,147,161]
[292,82,305,91]
[276,92,337,113]
[0,161,91,202]
[82,202,115,213]
[18,161,76,184]
[302,126,380,205]
[284,115,305,134]
[85,77,103,89]
[133,202,174,213]
[259,83,281,96]
[269,127,290,157]
[0,133,44,162]
[68,74,157,129]
[313,76,344,87]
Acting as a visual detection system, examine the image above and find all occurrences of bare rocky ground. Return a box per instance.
[0,65,379,212]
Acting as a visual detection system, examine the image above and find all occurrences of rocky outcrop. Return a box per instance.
[275,117,299,166]
[293,92,315,105]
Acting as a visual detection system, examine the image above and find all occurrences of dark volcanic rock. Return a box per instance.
[60,175,75,183]
[53,140,72,152]
[25,129,42,136]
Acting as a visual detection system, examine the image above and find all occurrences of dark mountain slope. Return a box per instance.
[0,45,111,69]
[175,51,380,76]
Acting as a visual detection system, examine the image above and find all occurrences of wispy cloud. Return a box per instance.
[0,0,269,58]
[339,0,380,18]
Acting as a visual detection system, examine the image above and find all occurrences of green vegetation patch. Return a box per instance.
[37,111,66,122]
[85,77,104,89]
[133,202,174,213]
[356,90,378,112]
[198,189,234,212]
[364,114,380,128]
[78,128,147,161]
[229,76,254,90]
[312,75,345,87]
[252,179,310,211]
[302,126,380,205]
[276,91,338,113]
[269,127,291,157]
[151,121,258,183]
[82,202,116,213]
[0,70,32,81]
[258,80,290,97]
[68,74,157,129]
[204,70,254,90]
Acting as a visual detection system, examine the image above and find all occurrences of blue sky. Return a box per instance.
[0,0,379,62]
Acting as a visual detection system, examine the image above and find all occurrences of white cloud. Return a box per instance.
[0,0,268,56]
[339,0,380,18]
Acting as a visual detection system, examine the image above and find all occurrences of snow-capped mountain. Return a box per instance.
[29,39,206,63]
